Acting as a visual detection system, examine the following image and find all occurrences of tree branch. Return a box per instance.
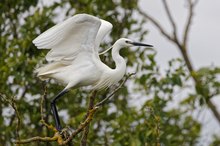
[1,94,21,142]
[15,134,60,144]
[138,0,220,125]
[80,91,97,146]
[60,107,98,145]
[15,73,135,145]
[40,85,57,132]
[95,73,136,107]
[183,0,198,47]
[162,0,178,42]
[15,107,97,145]
[137,7,174,42]
[207,100,220,123]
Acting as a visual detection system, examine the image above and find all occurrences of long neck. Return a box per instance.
[111,44,126,73]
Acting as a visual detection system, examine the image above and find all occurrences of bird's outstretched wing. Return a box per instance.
[33,14,102,62]
[95,19,113,50]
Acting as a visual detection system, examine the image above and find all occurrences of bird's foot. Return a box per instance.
[59,126,72,140]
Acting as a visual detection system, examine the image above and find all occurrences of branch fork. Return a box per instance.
[138,0,220,125]
[15,73,135,145]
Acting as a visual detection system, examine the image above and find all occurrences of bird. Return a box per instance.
[33,13,153,132]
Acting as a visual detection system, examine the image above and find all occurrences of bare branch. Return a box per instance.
[15,73,135,145]
[207,100,220,123]
[15,134,60,144]
[60,107,98,145]
[137,7,175,42]
[162,0,178,41]
[183,0,198,47]
[15,107,97,145]
[81,91,97,146]
[1,94,21,142]
[40,84,58,132]
[40,85,47,120]
[63,73,135,145]
[95,73,136,107]
[138,0,220,125]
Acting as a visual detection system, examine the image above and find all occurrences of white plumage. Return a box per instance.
[33,13,152,131]
[33,13,145,90]
[33,14,113,89]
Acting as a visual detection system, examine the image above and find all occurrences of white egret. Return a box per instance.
[33,13,153,131]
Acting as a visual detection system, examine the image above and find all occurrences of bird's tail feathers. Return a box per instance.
[34,62,67,80]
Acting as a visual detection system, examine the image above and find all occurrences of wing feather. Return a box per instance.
[95,19,113,50]
[33,14,102,62]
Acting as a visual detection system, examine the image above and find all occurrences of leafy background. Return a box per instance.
[0,0,220,146]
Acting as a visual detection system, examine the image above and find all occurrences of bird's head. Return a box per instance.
[116,38,153,48]
[99,38,153,55]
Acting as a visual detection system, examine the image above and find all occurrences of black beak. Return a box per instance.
[131,42,153,47]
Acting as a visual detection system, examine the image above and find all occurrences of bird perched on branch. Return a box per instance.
[33,13,153,131]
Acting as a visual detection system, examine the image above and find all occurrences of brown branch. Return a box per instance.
[15,73,134,145]
[137,7,174,42]
[207,100,220,123]
[15,108,97,145]
[179,46,194,73]
[63,73,135,145]
[15,99,95,145]
[40,84,57,132]
[59,107,97,145]
[138,0,220,125]
[80,91,97,146]
[41,84,47,121]
[16,106,98,145]
[1,94,21,142]
[15,87,61,145]
[13,98,21,142]
[15,134,60,144]
[178,1,220,124]
[162,0,178,42]
[183,0,198,47]
[95,73,136,107]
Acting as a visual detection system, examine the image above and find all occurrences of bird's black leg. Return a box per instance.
[51,89,69,132]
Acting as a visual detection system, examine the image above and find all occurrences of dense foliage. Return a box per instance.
[0,0,219,146]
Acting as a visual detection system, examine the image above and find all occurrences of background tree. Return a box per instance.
[0,0,219,146]
[138,0,220,124]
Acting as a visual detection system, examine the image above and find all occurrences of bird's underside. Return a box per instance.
[36,52,119,90]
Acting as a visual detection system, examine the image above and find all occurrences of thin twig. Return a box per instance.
[162,0,178,42]
[15,108,97,145]
[137,7,175,42]
[13,98,21,142]
[15,73,135,145]
[63,73,135,145]
[81,91,97,146]
[1,94,21,142]
[183,0,198,47]
[60,107,98,145]
[15,134,60,144]
[40,85,57,132]
[41,85,47,122]
[16,107,98,145]
[138,0,220,125]
[95,73,136,107]
[207,100,220,123]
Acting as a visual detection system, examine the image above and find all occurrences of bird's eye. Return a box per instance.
[125,40,132,44]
